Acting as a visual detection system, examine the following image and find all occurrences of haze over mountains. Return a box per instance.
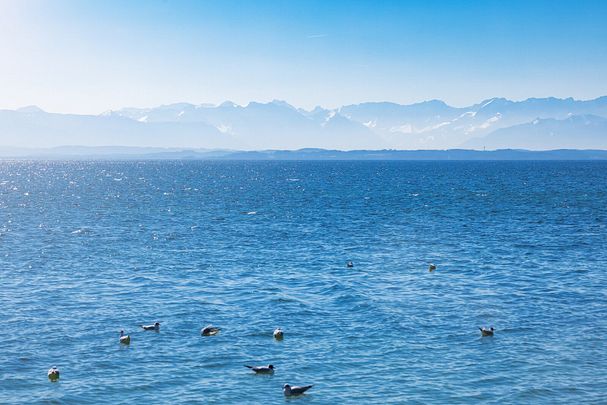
[1,96,606,150]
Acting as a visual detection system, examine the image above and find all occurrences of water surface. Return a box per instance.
[1,160,606,403]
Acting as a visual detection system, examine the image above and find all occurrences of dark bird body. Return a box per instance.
[201,325,221,336]
[245,364,275,374]
[283,384,313,396]
[479,327,494,336]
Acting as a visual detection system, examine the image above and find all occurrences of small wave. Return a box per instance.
[246,330,278,338]
[272,296,298,303]
[71,228,91,235]
[165,232,178,240]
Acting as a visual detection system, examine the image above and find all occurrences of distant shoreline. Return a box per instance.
[1,147,607,161]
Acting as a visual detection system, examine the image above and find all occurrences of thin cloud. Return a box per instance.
[307,34,327,39]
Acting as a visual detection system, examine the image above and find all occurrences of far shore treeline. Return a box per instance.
[1,147,607,161]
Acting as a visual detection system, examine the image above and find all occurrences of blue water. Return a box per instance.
[1,160,606,404]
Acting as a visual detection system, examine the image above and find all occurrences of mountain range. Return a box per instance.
[1,96,606,150]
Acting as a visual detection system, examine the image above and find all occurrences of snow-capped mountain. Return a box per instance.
[339,96,607,148]
[463,114,607,150]
[1,96,606,150]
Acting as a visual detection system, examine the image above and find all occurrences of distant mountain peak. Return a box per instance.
[310,106,327,113]
[478,97,510,108]
[157,102,195,110]
[421,99,448,106]
[270,99,295,108]
[219,101,238,108]
[16,105,45,113]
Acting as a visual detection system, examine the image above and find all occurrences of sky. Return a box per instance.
[0,0,606,114]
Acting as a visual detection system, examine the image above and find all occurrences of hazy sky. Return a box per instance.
[1,0,606,114]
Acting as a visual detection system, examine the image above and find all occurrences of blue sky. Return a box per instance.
[1,0,606,113]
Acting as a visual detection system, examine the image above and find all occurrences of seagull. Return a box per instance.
[428,263,437,272]
[119,330,130,344]
[47,366,60,381]
[201,325,220,336]
[273,328,284,340]
[479,327,495,337]
[346,261,354,268]
[141,322,160,331]
[283,384,312,396]
[245,364,275,374]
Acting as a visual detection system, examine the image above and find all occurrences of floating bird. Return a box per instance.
[283,384,313,396]
[245,364,275,374]
[201,325,220,336]
[47,366,60,381]
[141,322,160,331]
[479,327,495,337]
[428,263,437,272]
[346,261,354,268]
[119,330,130,344]
[273,328,284,340]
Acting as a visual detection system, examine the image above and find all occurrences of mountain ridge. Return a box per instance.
[1,96,606,150]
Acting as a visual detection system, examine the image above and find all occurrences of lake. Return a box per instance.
[1,160,606,403]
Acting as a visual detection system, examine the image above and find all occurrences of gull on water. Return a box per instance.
[119,330,130,344]
[141,322,160,331]
[479,327,495,336]
[244,364,275,374]
[201,325,221,336]
[273,328,284,340]
[48,366,60,381]
[283,384,313,396]
[347,261,354,268]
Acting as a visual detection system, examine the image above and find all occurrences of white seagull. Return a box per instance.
[47,366,60,381]
[141,322,160,331]
[119,330,131,344]
[479,327,495,337]
[273,328,284,340]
